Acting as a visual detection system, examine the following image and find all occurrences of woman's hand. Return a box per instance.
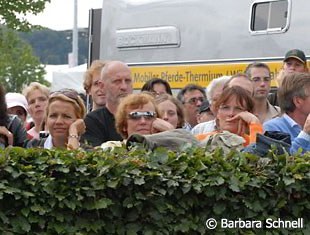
[303,113,310,134]
[227,111,260,125]
[67,119,86,150]
[68,119,86,137]
[151,118,174,134]
[0,126,13,146]
[226,111,261,136]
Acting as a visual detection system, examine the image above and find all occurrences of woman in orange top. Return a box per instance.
[196,86,262,146]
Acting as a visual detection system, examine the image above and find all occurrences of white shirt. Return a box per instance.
[182,122,193,131]
[191,119,216,135]
[27,127,39,140]
[43,135,53,149]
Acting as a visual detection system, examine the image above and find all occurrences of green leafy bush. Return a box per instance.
[0,146,309,234]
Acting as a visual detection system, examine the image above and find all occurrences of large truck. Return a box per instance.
[88,0,310,89]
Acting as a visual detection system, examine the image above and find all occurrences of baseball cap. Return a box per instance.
[284,49,307,64]
[5,92,28,113]
[198,100,211,114]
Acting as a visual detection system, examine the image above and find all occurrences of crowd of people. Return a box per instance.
[0,49,309,154]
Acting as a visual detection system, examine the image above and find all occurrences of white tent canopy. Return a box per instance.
[47,64,87,93]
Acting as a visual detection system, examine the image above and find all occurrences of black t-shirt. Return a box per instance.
[81,107,122,147]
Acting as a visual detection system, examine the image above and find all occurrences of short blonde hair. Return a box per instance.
[47,90,86,119]
[115,93,158,139]
[83,60,107,93]
[22,82,50,101]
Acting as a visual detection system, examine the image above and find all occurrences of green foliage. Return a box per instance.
[0,27,49,92]
[0,0,50,31]
[20,28,89,65]
[0,146,309,234]
[0,0,88,68]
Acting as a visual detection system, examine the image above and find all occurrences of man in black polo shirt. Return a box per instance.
[81,61,133,146]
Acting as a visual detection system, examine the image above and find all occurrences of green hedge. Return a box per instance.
[0,146,309,235]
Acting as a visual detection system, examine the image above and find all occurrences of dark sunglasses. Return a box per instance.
[50,89,79,102]
[128,111,157,120]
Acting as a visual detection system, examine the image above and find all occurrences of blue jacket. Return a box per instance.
[263,114,310,154]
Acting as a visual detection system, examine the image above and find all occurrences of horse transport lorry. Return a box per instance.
[88,0,310,89]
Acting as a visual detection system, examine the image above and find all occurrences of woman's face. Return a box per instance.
[27,89,48,123]
[216,96,246,134]
[46,100,77,141]
[157,100,178,128]
[152,83,167,96]
[7,106,27,123]
[125,102,156,137]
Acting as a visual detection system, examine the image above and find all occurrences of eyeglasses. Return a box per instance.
[50,89,80,103]
[251,77,272,83]
[184,97,205,105]
[127,111,157,120]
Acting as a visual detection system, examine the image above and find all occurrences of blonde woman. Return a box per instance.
[26,89,86,150]
[23,82,50,140]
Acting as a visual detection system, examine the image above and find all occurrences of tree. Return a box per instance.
[20,29,89,65]
[0,28,49,92]
[0,1,50,92]
[0,0,50,31]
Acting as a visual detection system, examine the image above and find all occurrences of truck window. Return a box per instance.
[250,0,290,34]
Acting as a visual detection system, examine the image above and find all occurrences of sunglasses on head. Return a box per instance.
[128,111,157,120]
[50,89,79,102]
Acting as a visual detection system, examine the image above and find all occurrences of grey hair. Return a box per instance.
[206,76,231,103]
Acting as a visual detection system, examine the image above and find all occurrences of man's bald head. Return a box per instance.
[101,61,131,81]
[99,61,133,110]
[224,73,254,95]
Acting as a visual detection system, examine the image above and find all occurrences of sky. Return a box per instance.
[26,0,103,30]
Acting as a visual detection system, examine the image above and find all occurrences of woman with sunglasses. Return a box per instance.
[196,86,263,148]
[26,89,86,150]
[101,93,174,149]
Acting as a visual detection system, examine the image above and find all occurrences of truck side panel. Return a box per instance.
[99,0,309,88]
